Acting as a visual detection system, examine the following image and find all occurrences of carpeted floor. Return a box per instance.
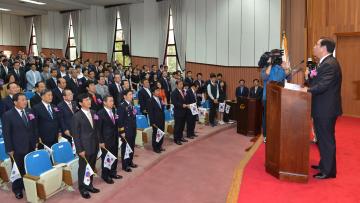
[236,116,360,203]
[0,124,253,203]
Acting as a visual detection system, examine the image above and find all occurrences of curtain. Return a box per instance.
[33,16,42,53]
[158,1,170,67]
[105,7,118,62]
[62,13,70,56]
[24,17,33,54]
[71,11,81,58]
[170,0,186,71]
[119,5,131,50]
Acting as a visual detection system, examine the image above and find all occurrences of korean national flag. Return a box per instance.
[10,162,21,182]
[124,143,133,159]
[104,151,117,169]
[156,128,165,143]
[43,144,53,155]
[83,163,95,186]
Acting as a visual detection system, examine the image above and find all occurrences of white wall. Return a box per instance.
[0,13,27,46]
[185,0,281,66]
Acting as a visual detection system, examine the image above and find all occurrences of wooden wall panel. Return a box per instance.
[81,52,107,62]
[186,62,262,100]
[131,56,159,68]
[41,48,63,58]
[0,45,26,54]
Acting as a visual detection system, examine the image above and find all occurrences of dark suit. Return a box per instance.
[0,65,12,80]
[57,101,78,143]
[30,93,42,108]
[147,97,165,151]
[117,101,136,169]
[171,89,187,142]
[185,88,197,137]
[2,108,38,194]
[46,77,57,90]
[308,55,342,177]
[138,88,152,116]
[236,86,249,98]
[184,77,194,86]
[249,86,263,100]
[11,69,26,90]
[71,109,100,192]
[97,108,119,178]
[52,88,64,106]
[1,96,14,116]
[108,83,123,107]
[66,77,81,99]
[89,93,103,112]
[33,102,62,148]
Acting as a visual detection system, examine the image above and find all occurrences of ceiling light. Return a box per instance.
[0,8,11,11]
[19,0,46,5]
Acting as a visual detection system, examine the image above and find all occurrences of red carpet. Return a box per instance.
[237,117,360,203]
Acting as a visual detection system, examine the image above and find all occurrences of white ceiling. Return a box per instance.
[0,0,143,16]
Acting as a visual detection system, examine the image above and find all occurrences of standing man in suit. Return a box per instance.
[302,37,342,179]
[66,68,81,99]
[117,89,138,172]
[33,89,62,148]
[184,71,194,86]
[30,81,46,108]
[72,93,101,199]
[86,81,103,112]
[108,73,123,108]
[138,79,152,117]
[185,83,199,139]
[52,77,67,106]
[25,63,42,91]
[1,82,21,116]
[11,61,26,90]
[236,79,249,98]
[0,59,12,81]
[171,80,189,145]
[249,79,263,100]
[207,73,220,127]
[46,68,58,90]
[2,93,38,199]
[58,89,78,143]
[194,73,205,106]
[98,96,122,184]
[147,86,166,153]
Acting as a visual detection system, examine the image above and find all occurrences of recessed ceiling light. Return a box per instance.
[0,8,11,11]
[19,0,46,5]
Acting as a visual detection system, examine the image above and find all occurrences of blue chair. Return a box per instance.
[0,138,11,189]
[134,105,142,115]
[0,138,8,161]
[23,150,64,202]
[135,115,152,147]
[51,142,79,187]
[202,100,210,108]
[24,91,35,100]
[136,115,149,129]
[164,109,174,122]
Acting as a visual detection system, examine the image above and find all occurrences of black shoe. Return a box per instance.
[193,134,198,137]
[110,174,123,179]
[102,177,114,184]
[130,163,138,168]
[180,138,188,142]
[175,141,182,145]
[160,148,166,151]
[187,136,195,139]
[154,149,161,153]
[124,167,132,172]
[313,172,336,179]
[311,165,320,170]
[87,187,100,193]
[80,191,91,199]
[15,192,23,199]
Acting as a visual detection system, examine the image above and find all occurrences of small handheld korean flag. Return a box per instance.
[104,150,117,169]
[218,103,225,113]
[10,162,21,182]
[225,104,231,114]
[83,163,95,186]
[190,103,199,115]
[71,140,76,155]
[124,143,133,159]
[156,128,165,143]
[43,144,53,155]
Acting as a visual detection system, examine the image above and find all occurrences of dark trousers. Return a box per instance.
[313,116,337,176]
[173,114,186,142]
[209,100,218,125]
[78,153,97,192]
[11,153,27,194]
[101,144,118,179]
[121,127,136,169]
[186,111,196,137]
[152,125,164,151]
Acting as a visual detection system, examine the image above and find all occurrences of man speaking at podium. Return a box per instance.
[303,37,342,179]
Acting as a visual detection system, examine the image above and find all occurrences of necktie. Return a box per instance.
[92,95,98,104]
[47,105,53,119]
[68,102,74,113]
[109,110,115,124]
[21,110,28,126]
[16,70,19,76]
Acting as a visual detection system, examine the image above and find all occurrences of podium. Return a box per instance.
[265,82,311,183]
[236,97,262,136]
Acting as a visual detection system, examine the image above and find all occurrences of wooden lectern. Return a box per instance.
[265,82,311,183]
[236,97,262,136]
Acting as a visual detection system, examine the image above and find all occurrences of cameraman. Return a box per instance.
[259,49,291,143]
